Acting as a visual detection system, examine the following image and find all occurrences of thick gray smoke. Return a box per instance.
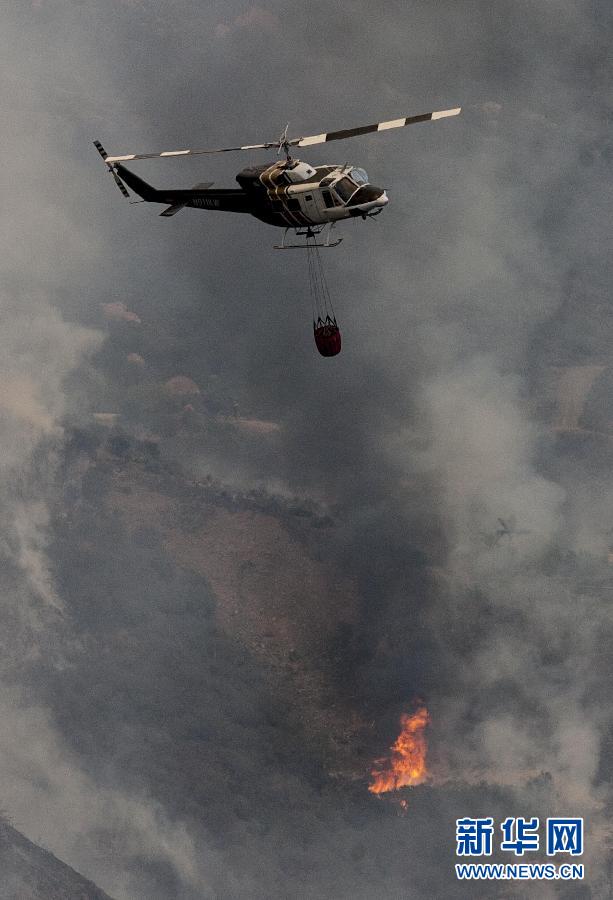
[1,0,613,897]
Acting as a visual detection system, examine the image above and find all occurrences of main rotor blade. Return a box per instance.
[104,140,280,164]
[290,107,461,148]
[102,106,460,164]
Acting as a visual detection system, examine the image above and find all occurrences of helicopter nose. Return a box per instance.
[365,185,388,206]
[349,184,389,209]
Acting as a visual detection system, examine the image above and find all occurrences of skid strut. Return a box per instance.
[274,222,342,250]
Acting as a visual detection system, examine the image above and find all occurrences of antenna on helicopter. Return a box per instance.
[277,123,292,162]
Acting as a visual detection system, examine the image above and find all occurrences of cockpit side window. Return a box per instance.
[333,177,358,203]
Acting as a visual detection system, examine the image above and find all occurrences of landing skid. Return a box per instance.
[273,223,342,250]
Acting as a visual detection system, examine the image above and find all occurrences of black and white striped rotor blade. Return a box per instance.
[111,168,131,199]
[291,107,461,148]
[104,141,279,164]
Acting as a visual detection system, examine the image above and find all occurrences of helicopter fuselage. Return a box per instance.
[114,158,388,227]
[235,159,388,227]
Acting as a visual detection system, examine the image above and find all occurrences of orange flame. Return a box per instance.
[368,704,430,794]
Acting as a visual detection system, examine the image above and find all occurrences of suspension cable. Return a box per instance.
[307,235,336,326]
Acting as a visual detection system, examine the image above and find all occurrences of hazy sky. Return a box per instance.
[1,1,613,897]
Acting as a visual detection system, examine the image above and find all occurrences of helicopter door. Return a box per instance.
[300,190,325,223]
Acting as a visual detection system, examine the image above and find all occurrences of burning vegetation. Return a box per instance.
[368,704,430,795]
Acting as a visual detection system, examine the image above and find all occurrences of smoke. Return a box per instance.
[0,686,220,899]
[0,296,99,616]
[0,293,225,895]
[419,357,565,558]
[401,351,613,884]
[0,0,612,898]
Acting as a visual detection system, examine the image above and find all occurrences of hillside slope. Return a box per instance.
[0,821,113,900]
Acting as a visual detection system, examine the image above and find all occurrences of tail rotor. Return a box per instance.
[93,140,133,202]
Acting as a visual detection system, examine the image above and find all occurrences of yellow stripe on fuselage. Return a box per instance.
[260,162,308,226]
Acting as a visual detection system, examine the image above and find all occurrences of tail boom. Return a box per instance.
[116,165,250,212]
[95,141,251,214]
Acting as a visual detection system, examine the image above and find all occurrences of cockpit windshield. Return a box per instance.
[333,177,358,203]
[350,167,369,185]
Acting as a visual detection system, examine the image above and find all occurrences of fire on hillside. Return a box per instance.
[368,704,430,796]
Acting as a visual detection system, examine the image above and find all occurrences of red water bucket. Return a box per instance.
[313,319,342,357]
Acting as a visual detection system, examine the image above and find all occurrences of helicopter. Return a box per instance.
[94,106,461,249]
[479,517,532,549]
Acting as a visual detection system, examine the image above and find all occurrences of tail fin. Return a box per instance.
[114,164,161,201]
[94,140,160,202]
